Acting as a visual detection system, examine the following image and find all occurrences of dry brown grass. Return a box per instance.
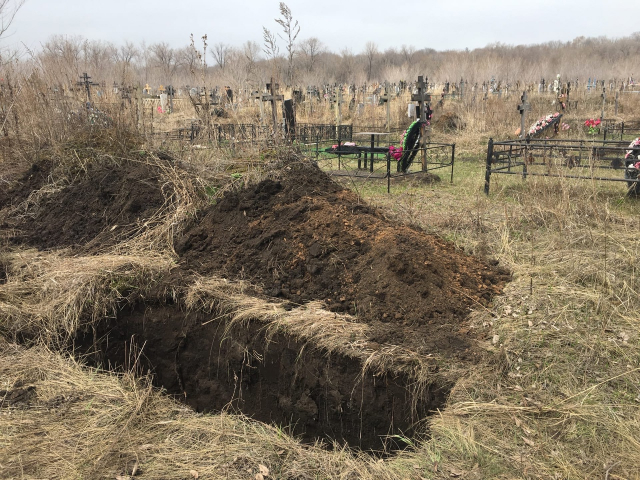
[362,160,640,478]
[186,276,442,392]
[0,250,173,347]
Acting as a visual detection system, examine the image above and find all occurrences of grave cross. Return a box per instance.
[379,81,392,130]
[517,91,530,138]
[331,85,344,126]
[166,85,175,112]
[600,87,606,121]
[77,73,99,103]
[262,77,284,133]
[411,75,431,122]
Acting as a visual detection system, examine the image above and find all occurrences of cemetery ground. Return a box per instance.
[2,105,640,479]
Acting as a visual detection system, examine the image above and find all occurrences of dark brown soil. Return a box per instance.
[79,301,450,452]
[176,162,510,356]
[3,159,169,250]
[0,159,54,211]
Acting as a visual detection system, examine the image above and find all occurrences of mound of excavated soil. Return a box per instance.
[4,159,169,250]
[176,162,510,356]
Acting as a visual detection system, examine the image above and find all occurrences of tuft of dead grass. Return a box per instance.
[186,276,444,407]
[0,249,173,347]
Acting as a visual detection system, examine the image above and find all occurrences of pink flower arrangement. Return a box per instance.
[528,112,561,136]
[561,122,570,130]
[389,145,403,160]
[625,137,640,159]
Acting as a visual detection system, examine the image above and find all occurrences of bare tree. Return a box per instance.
[274,2,300,85]
[0,0,24,39]
[39,35,84,86]
[211,42,230,71]
[242,40,260,79]
[400,44,415,64]
[364,41,378,81]
[178,45,199,76]
[299,37,324,72]
[149,42,178,82]
[82,40,116,80]
[113,41,138,84]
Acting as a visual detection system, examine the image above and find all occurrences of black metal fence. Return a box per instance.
[603,121,640,141]
[484,138,636,194]
[152,122,355,146]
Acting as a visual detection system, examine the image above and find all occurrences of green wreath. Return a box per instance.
[399,119,425,172]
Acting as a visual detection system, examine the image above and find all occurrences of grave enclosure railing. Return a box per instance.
[484,138,635,194]
[603,121,640,141]
[152,123,354,146]
[315,128,455,193]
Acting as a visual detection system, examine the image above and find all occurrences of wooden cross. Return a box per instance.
[331,85,344,126]
[77,73,99,103]
[411,76,431,122]
[517,91,530,138]
[262,77,284,133]
[379,81,392,130]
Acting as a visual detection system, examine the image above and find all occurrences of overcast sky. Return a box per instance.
[5,0,640,55]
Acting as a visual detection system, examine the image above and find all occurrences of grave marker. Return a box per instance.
[77,73,99,103]
[332,85,344,126]
[517,91,530,138]
[263,77,284,133]
[379,81,392,131]
[411,76,431,122]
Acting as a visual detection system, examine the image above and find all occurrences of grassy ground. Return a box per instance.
[359,159,640,479]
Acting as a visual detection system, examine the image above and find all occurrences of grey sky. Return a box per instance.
[5,0,640,55]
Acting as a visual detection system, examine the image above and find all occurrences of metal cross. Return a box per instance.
[77,73,99,103]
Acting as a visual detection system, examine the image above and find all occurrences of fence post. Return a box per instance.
[450,144,455,183]
[484,138,493,195]
[387,151,391,194]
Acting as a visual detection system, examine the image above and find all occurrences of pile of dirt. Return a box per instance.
[0,160,54,211]
[433,111,466,132]
[2,155,512,450]
[3,159,170,250]
[176,162,510,356]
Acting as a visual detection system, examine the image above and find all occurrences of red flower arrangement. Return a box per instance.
[584,118,601,135]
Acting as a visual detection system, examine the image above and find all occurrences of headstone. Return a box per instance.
[159,93,168,112]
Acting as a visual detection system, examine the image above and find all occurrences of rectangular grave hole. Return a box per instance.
[75,302,452,454]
